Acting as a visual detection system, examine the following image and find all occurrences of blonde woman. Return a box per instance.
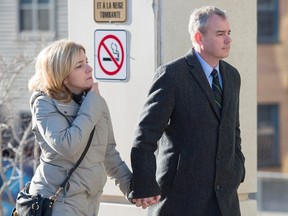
[28,39,132,215]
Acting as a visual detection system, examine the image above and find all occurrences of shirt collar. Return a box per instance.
[195,51,219,77]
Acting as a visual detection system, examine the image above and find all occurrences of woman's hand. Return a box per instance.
[90,82,100,95]
[133,195,161,209]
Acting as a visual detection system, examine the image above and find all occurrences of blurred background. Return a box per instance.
[0,0,287,215]
[257,0,288,215]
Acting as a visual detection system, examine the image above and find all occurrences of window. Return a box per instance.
[257,0,279,43]
[19,0,55,33]
[257,104,280,167]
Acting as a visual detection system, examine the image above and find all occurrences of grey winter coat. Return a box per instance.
[29,91,132,216]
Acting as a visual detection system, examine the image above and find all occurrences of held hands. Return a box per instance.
[132,195,161,209]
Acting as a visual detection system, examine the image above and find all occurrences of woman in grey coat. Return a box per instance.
[27,39,132,216]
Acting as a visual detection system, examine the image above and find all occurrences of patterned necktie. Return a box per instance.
[211,69,223,115]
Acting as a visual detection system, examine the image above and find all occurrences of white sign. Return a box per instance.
[94,29,127,80]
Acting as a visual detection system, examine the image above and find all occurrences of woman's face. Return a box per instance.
[64,49,94,94]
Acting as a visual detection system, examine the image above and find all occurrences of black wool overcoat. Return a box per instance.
[130,49,245,216]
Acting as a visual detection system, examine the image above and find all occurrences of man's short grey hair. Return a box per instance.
[188,6,227,43]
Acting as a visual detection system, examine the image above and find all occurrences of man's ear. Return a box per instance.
[194,32,203,45]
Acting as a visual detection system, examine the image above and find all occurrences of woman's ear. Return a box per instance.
[63,78,68,85]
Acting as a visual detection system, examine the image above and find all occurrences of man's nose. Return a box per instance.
[225,35,232,43]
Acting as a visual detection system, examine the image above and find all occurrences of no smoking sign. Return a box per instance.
[94,30,127,80]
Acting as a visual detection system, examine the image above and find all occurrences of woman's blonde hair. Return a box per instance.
[28,39,86,102]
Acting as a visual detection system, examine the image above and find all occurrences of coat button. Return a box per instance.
[216,185,221,190]
[64,111,67,114]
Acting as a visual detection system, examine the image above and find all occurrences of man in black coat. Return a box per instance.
[129,5,245,216]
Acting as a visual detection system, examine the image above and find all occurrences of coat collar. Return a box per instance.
[53,99,79,117]
[31,91,80,117]
[184,48,231,120]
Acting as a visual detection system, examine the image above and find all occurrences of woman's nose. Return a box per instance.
[86,64,93,73]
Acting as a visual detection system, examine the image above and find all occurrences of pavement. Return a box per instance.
[258,212,288,216]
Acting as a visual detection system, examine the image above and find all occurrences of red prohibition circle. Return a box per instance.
[97,34,124,76]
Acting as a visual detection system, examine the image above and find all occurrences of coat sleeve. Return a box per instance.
[103,105,132,197]
[234,73,246,182]
[129,65,175,199]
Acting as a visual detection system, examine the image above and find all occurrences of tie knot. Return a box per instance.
[211,69,218,77]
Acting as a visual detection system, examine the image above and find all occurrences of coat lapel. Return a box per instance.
[185,49,221,119]
[219,61,231,122]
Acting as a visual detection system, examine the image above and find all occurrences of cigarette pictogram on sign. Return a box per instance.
[98,35,124,75]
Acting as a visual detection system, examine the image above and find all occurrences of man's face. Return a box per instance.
[198,14,232,66]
